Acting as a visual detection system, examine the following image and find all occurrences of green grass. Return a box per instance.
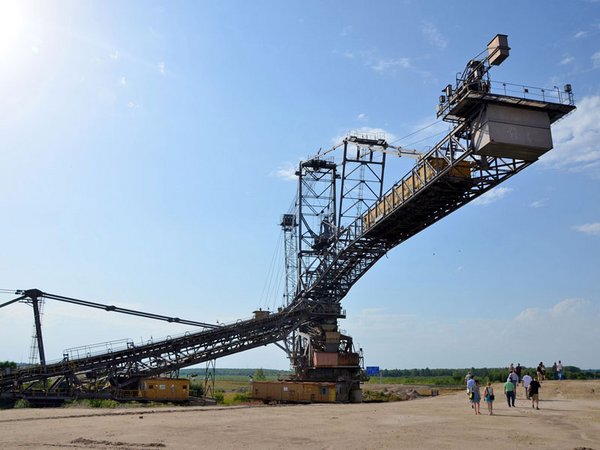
[63,399,120,408]
[13,399,31,409]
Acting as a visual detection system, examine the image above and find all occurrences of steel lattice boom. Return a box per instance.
[0,35,576,403]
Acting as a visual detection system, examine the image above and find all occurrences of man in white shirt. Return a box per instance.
[522,373,533,399]
[556,361,564,380]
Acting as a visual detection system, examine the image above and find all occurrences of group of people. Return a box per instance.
[465,374,495,415]
[503,364,541,409]
[465,363,544,415]
[535,360,564,381]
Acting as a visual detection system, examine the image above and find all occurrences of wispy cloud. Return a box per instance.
[421,22,448,49]
[472,187,513,206]
[109,49,119,60]
[357,113,367,121]
[336,49,417,75]
[572,222,600,236]
[541,95,600,174]
[339,25,352,37]
[592,51,600,68]
[574,30,589,39]
[158,61,166,75]
[529,198,548,208]
[371,57,412,72]
[560,55,574,65]
[119,76,127,86]
[346,299,600,368]
[273,165,297,182]
[276,168,297,181]
[515,298,589,321]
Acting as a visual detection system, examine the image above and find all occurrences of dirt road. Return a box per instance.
[1,380,598,449]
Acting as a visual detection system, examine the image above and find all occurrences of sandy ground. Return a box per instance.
[0,380,598,450]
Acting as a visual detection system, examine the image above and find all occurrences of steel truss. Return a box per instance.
[1,299,312,399]
[0,35,576,402]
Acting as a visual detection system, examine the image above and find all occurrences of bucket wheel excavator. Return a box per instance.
[0,35,575,403]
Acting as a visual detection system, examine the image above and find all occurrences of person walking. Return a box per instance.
[483,381,495,415]
[537,362,545,381]
[508,370,519,392]
[515,363,522,381]
[466,373,475,408]
[529,376,542,409]
[504,377,516,407]
[522,372,533,399]
[471,379,481,415]
[557,360,564,380]
[465,371,473,384]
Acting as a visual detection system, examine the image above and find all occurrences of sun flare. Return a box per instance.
[0,1,28,55]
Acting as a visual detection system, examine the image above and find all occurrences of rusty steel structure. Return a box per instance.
[0,35,575,403]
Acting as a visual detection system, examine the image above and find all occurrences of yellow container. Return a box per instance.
[139,378,190,402]
[363,157,471,232]
[449,160,472,178]
[251,381,337,403]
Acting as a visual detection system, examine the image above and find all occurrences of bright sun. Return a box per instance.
[0,1,27,55]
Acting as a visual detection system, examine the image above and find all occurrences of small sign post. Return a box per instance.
[366,366,381,384]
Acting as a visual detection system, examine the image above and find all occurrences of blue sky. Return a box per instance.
[1,0,599,370]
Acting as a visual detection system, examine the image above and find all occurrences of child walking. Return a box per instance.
[483,381,495,415]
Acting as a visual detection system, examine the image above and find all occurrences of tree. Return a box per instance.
[0,361,17,370]
[253,368,266,381]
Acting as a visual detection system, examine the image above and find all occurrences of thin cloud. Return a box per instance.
[357,113,367,121]
[560,55,574,65]
[592,51,600,68]
[158,61,166,75]
[574,30,589,38]
[541,95,600,174]
[274,166,297,182]
[339,25,352,37]
[472,187,513,206]
[120,76,127,86]
[109,50,119,60]
[421,22,448,49]
[336,49,414,75]
[515,298,589,321]
[529,199,548,208]
[572,222,600,236]
[371,57,412,73]
[346,299,599,368]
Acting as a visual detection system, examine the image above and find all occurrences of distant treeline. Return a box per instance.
[0,361,17,370]
[379,367,600,383]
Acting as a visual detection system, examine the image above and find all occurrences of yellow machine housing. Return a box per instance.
[139,378,190,402]
[251,381,336,403]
